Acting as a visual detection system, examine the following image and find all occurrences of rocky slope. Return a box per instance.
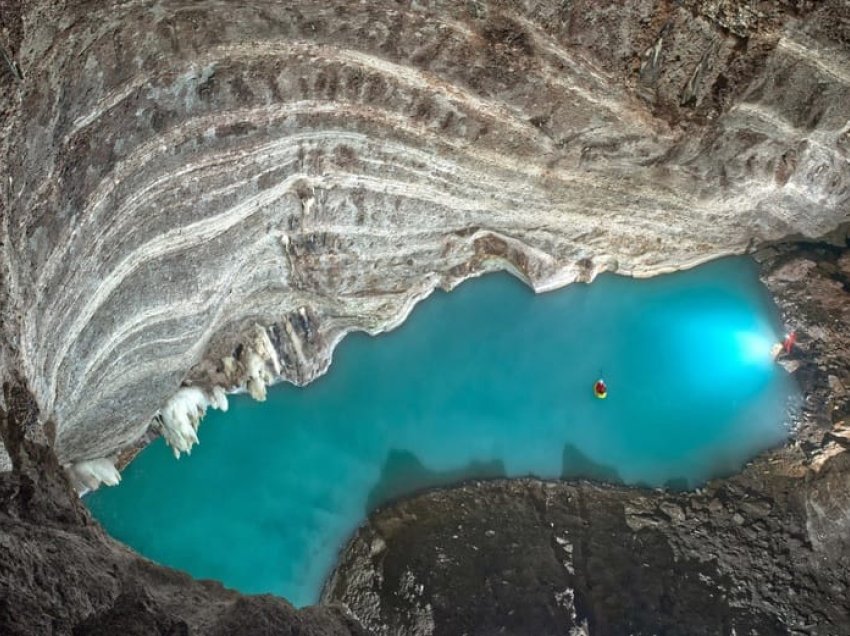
[1,0,849,481]
[324,245,850,635]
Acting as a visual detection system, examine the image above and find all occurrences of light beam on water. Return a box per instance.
[86,257,800,607]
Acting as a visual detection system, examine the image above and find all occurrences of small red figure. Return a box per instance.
[594,379,608,399]
[783,330,797,354]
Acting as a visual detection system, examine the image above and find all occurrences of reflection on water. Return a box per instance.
[366,450,506,512]
[561,443,622,484]
[87,257,799,607]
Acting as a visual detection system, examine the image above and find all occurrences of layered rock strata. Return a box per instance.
[0,2,849,631]
[1,0,849,481]
[324,244,850,634]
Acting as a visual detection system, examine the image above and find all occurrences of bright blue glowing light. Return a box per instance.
[734,330,777,366]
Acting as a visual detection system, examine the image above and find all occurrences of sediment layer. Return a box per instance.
[1,0,849,477]
[1,3,850,633]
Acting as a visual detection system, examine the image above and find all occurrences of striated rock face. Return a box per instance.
[1,0,849,474]
[324,245,850,634]
[1,3,849,631]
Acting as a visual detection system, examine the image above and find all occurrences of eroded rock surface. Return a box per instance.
[325,246,850,635]
[1,0,849,474]
[325,469,850,635]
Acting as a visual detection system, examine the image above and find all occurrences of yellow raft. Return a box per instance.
[594,379,607,399]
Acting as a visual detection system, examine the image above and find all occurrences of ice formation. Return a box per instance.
[245,326,281,401]
[245,351,273,401]
[67,457,121,492]
[209,385,229,412]
[156,386,225,458]
[155,327,278,457]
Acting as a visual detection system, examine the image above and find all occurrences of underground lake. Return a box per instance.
[85,256,800,607]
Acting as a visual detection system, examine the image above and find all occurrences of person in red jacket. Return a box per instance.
[594,379,608,399]
[783,330,797,354]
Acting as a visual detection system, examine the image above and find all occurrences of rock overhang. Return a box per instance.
[0,0,848,480]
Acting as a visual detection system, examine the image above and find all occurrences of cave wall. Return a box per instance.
[1,1,848,472]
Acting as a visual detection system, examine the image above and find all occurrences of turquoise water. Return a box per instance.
[86,257,798,607]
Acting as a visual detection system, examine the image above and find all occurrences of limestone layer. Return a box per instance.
[1,1,849,472]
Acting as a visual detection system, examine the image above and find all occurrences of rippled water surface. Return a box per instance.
[87,257,799,606]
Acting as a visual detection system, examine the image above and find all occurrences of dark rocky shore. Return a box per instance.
[322,243,850,635]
